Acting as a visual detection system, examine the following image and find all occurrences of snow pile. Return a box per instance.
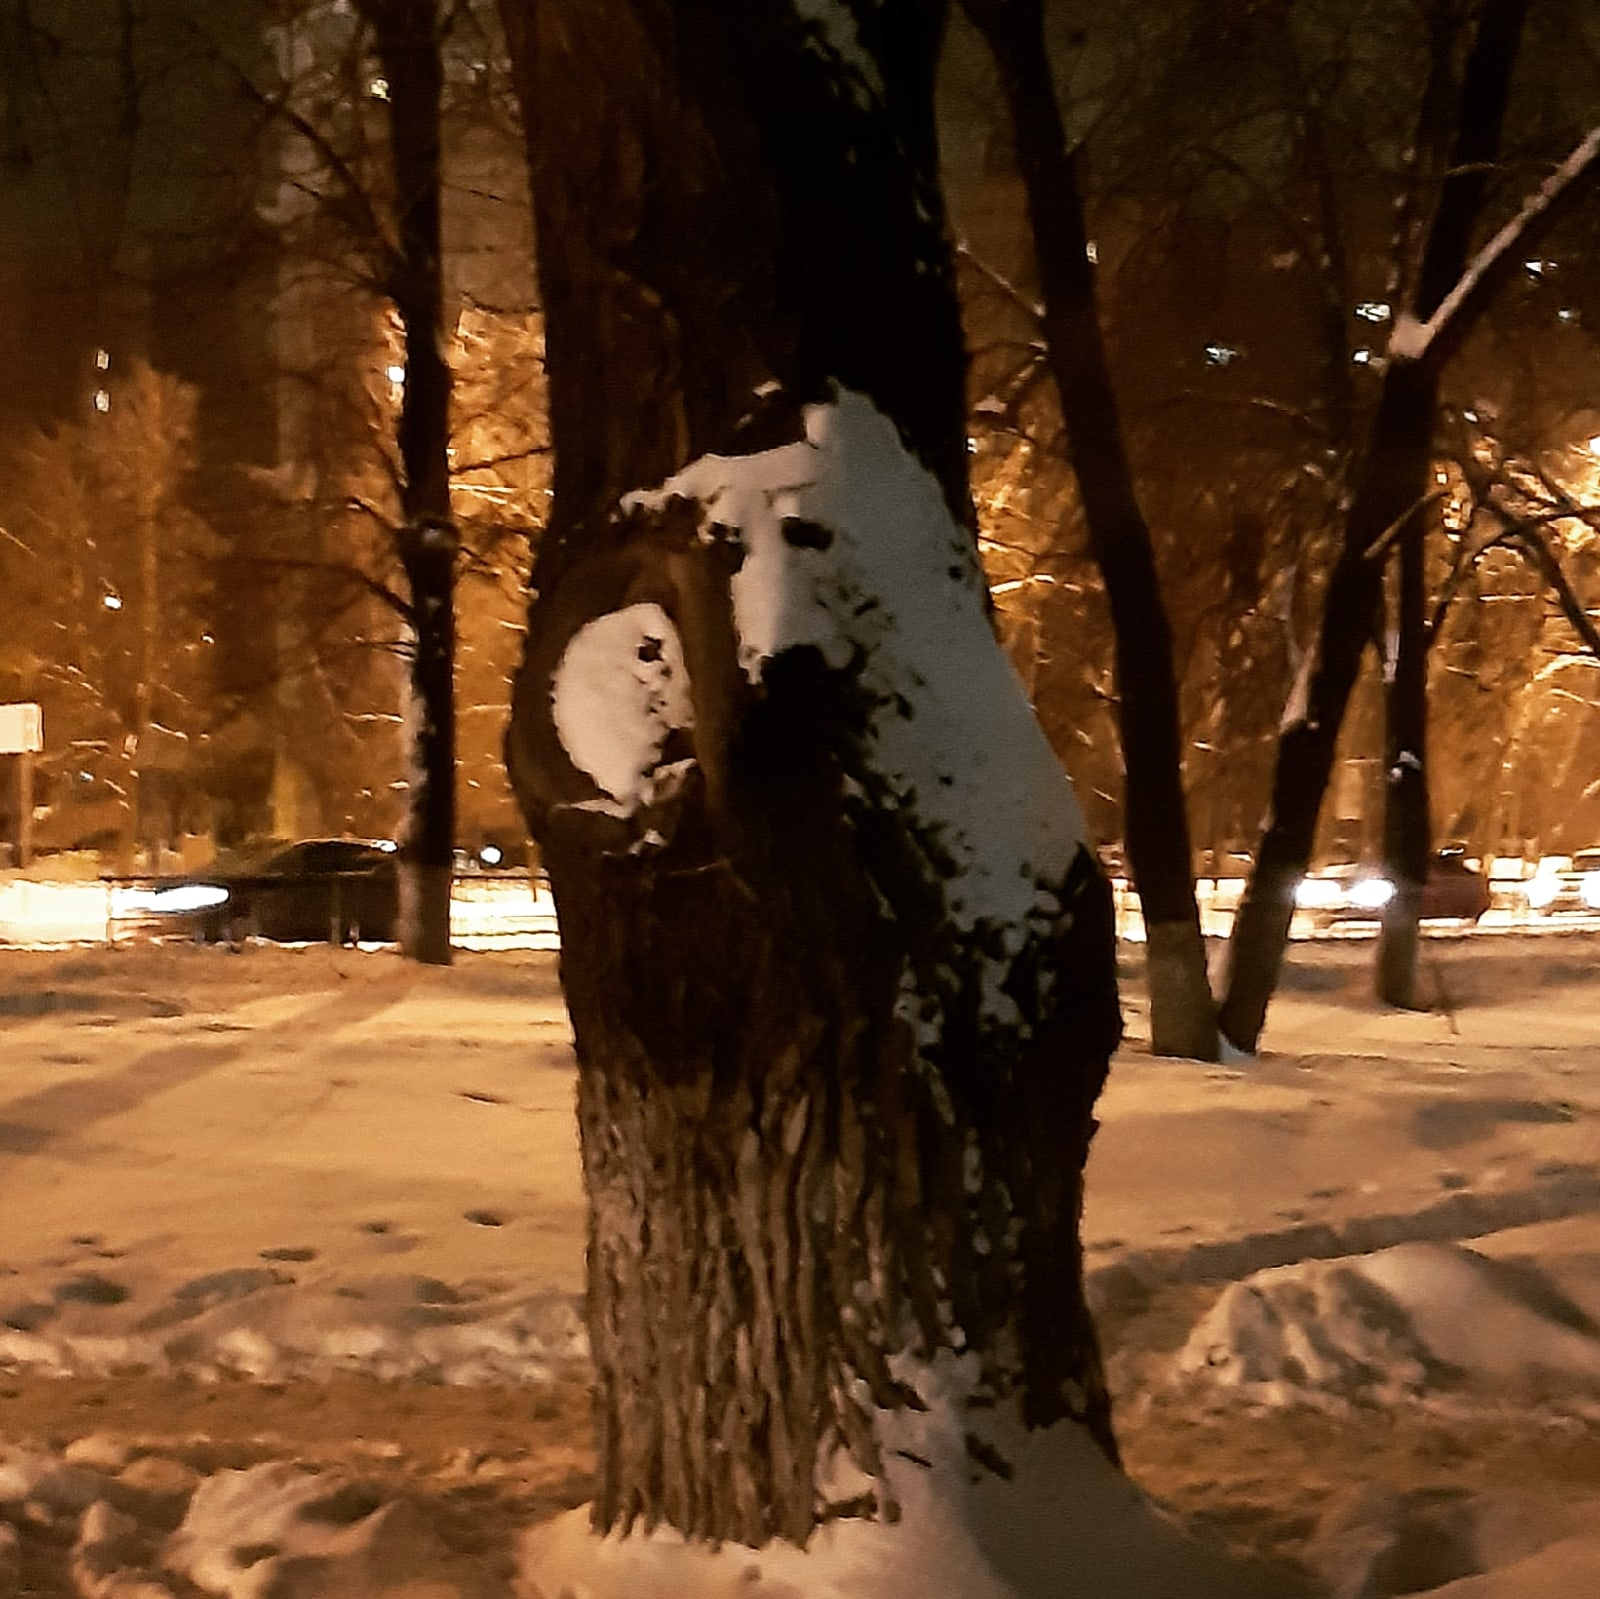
[0,1447,109,1515]
[0,1445,491,1599]
[166,1463,481,1599]
[1298,1480,1600,1599]
[0,1272,586,1387]
[1173,1240,1600,1408]
[516,1354,1307,1599]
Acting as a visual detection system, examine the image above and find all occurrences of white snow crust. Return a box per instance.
[165,1462,464,1599]
[0,1273,586,1387]
[519,1353,1291,1599]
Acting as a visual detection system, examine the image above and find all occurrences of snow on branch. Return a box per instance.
[1389,123,1600,365]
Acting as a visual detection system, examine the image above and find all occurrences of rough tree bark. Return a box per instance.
[958,0,1217,1062]
[363,0,458,965]
[1219,0,1533,1050]
[497,0,1140,1575]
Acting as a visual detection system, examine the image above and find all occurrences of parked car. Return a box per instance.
[1523,849,1600,917]
[124,839,400,944]
[1294,849,1490,928]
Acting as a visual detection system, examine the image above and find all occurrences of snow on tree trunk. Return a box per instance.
[520,393,1122,1546]
[498,0,1133,1564]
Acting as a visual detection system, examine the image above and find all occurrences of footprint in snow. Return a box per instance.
[55,1273,130,1307]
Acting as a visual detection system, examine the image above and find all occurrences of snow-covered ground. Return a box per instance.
[1,934,1597,1596]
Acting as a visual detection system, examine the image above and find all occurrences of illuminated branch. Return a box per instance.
[1512,523,1600,661]
[954,237,1044,321]
[1389,122,1600,366]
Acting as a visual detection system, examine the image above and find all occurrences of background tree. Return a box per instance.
[944,0,1600,1044]
[1,1,545,892]
[354,0,458,963]
[956,0,1217,1061]
[1220,1,1600,1044]
[1,361,218,864]
[1373,0,1527,1009]
[184,0,547,911]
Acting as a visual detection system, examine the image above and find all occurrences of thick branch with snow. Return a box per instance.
[1388,123,1600,366]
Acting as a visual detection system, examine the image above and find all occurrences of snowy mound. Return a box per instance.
[166,1462,486,1599]
[518,1366,1308,1599]
[1173,1241,1600,1406]
[0,1270,587,1387]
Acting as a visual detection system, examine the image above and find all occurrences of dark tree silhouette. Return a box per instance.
[958,0,1217,1060]
[1220,0,1600,1048]
[356,0,458,963]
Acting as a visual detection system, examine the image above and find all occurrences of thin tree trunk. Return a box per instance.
[1375,481,1430,1009]
[960,0,1216,1060]
[500,0,1122,1551]
[366,0,457,964]
[117,474,161,876]
[1220,0,1528,1051]
[1376,0,1526,1007]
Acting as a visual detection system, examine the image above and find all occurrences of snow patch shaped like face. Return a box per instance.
[550,602,693,814]
[628,390,1090,951]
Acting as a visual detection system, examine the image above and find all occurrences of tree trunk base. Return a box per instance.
[1376,888,1424,1010]
[1144,919,1219,1061]
[398,861,454,966]
[516,1389,1310,1599]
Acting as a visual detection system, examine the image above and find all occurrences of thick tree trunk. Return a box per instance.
[1220,0,1528,1051]
[500,0,1123,1557]
[960,0,1216,1061]
[366,0,457,965]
